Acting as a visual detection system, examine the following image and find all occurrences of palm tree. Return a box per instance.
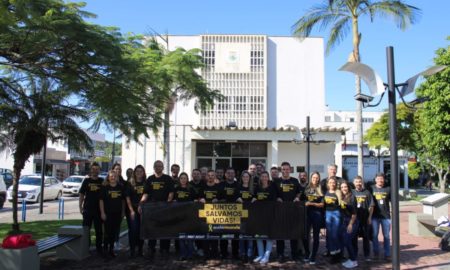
[0,75,92,232]
[292,0,420,178]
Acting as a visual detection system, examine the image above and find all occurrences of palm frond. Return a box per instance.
[363,1,421,29]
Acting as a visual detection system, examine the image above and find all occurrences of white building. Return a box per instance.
[122,34,345,177]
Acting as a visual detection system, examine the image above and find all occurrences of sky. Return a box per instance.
[78,0,449,139]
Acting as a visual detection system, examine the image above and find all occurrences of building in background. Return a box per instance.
[122,34,346,177]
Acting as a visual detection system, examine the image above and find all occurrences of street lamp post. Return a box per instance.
[340,46,445,270]
[305,116,311,177]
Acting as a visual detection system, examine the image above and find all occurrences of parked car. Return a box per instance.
[62,175,85,196]
[7,175,63,203]
[0,175,6,208]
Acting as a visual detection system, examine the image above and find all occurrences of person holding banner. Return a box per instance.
[303,171,324,265]
[199,170,223,259]
[275,161,301,262]
[339,180,358,269]
[236,170,254,263]
[139,160,174,258]
[99,170,125,258]
[173,172,196,260]
[252,171,277,264]
[219,167,240,260]
[125,165,146,258]
[324,176,342,263]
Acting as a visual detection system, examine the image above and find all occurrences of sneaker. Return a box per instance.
[365,257,372,262]
[309,260,316,265]
[384,256,391,262]
[343,260,358,269]
[253,256,263,263]
[303,257,310,263]
[260,256,269,264]
[197,249,204,257]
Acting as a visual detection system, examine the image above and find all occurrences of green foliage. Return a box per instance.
[364,103,418,152]
[0,0,220,231]
[416,43,450,168]
[407,161,421,180]
[292,0,420,54]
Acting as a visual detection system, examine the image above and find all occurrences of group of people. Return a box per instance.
[78,161,392,268]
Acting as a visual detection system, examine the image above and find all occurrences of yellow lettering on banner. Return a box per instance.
[282,184,293,192]
[199,204,248,224]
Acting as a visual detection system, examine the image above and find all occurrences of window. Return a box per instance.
[363,117,374,123]
[325,116,331,122]
[349,118,355,122]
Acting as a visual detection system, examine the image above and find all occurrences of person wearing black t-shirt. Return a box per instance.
[324,176,342,259]
[99,171,125,258]
[237,171,254,262]
[174,172,196,260]
[199,170,223,259]
[189,169,205,198]
[125,165,146,258]
[139,160,174,257]
[371,173,391,261]
[275,162,301,262]
[351,176,374,261]
[112,163,126,251]
[270,166,280,183]
[252,171,277,264]
[218,167,240,259]
[79,163,104,255]
[303,172,324,265]
[339,181,358,269]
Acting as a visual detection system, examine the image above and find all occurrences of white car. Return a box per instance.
[62,175,85,195]
[7,175,63,203]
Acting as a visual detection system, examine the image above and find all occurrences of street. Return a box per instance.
[0,195,82,223]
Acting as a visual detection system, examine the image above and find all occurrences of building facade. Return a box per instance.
[122,35,345,177]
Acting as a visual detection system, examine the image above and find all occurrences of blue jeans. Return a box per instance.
[179,239,194,258]
[304,209,323,261]
[256,239,273,257]
[325,210,341,253]
[239,240,253,257]
[340,217,358,261]
[372,217,391,257]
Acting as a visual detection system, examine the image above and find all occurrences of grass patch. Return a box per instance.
[0,219,129,241]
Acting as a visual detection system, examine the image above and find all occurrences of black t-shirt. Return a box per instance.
[200,183,222,203]
[371,185,391,219]
[304,187,324,212]
[275,177,301,202]
[340,194,357,218]
[100,184,124,214]
[237,185,254,202]
[79,177,103,213]
[174,186,196,202]
[125,180,145,209]
[220,180,239,202]
[352,188,374,219]
[189,180,206,198]
[324,192,340,211]
[254,184,277,201]
[144,174,174,202]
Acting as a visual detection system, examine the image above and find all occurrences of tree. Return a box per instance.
[415,41,450,193]
[0,0,220,232]
[292,0,420,178]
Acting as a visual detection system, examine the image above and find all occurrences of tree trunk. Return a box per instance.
[12,159,25,232]
[352,16,364,178]
[437,168,448,193]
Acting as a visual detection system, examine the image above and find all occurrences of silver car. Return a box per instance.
[7,175,63,203]
[62,175,85,195]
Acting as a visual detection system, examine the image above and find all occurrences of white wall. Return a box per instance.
[268,37,325,129]
[0,149,34,175]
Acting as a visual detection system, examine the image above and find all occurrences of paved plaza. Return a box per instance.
[31,199,450,270]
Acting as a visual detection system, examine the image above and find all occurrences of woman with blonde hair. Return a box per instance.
[303,171,324,265]
[324,176,342,262]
